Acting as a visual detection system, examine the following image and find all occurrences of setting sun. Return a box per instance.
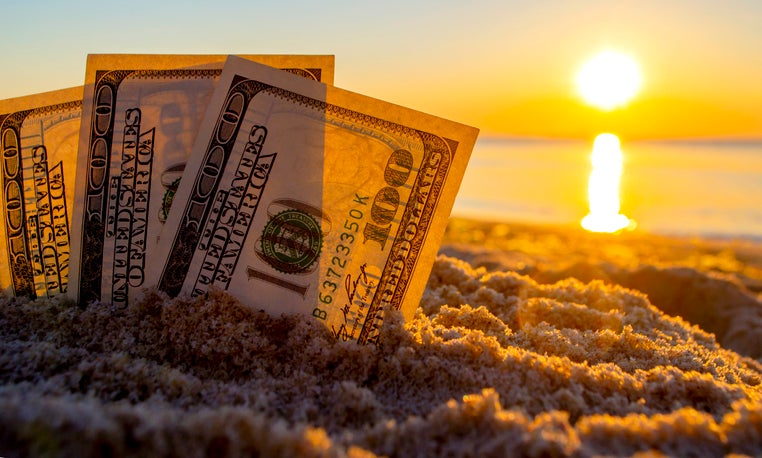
[576,50,642,111]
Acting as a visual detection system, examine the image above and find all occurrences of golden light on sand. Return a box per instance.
[581,133,635,233]
[576,50,642,111]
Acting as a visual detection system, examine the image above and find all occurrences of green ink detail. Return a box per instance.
[261,209,322,274]
[159,177,181,223]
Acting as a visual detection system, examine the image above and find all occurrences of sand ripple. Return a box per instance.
[2,251,762,456]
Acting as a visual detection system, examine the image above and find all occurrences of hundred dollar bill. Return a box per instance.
[149,56,478,345]
[0,87,83,298]
[68,54,335,306]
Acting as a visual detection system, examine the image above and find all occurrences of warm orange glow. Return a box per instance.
[581,134,635,233]
[576,50,642,111]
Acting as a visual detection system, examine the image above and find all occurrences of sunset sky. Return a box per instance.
[2,0,761,140]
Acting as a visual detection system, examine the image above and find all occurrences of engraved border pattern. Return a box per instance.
[1,100,83,297]
[77,68,220,304]
[155,74,457,346]
[1,111,35,296]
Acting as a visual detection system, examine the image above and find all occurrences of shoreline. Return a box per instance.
[449,210,762,244]
[443,216,762,281]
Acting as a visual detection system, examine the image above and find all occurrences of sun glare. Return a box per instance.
[576,50,642,111]
[581,134,635,233]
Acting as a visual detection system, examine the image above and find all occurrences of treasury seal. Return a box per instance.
[260,209,322,274]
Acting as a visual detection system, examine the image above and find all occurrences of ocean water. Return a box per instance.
[452,136,762,240]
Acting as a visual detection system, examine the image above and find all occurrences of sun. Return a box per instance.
[576,50,642,111]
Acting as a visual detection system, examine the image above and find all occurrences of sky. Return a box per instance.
[2,0,761,140]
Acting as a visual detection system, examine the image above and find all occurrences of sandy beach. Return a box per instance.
[2,217,761,457]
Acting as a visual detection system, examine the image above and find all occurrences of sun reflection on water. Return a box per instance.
[581,133,636,233]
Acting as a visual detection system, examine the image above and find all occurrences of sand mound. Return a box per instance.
[2,251,762,457]
[441,219,762,360]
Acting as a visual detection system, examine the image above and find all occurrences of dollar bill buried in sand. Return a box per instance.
[0,87,83,298]
[67,54,335,307]
[149,56,478,345]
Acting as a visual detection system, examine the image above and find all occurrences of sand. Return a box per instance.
[2,217,762,457]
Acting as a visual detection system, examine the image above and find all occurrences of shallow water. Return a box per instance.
[453,136,762,239]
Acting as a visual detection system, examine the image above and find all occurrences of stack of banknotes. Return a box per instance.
[0,54,478,344]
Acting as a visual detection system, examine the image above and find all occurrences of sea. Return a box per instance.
[451,136,762,240]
